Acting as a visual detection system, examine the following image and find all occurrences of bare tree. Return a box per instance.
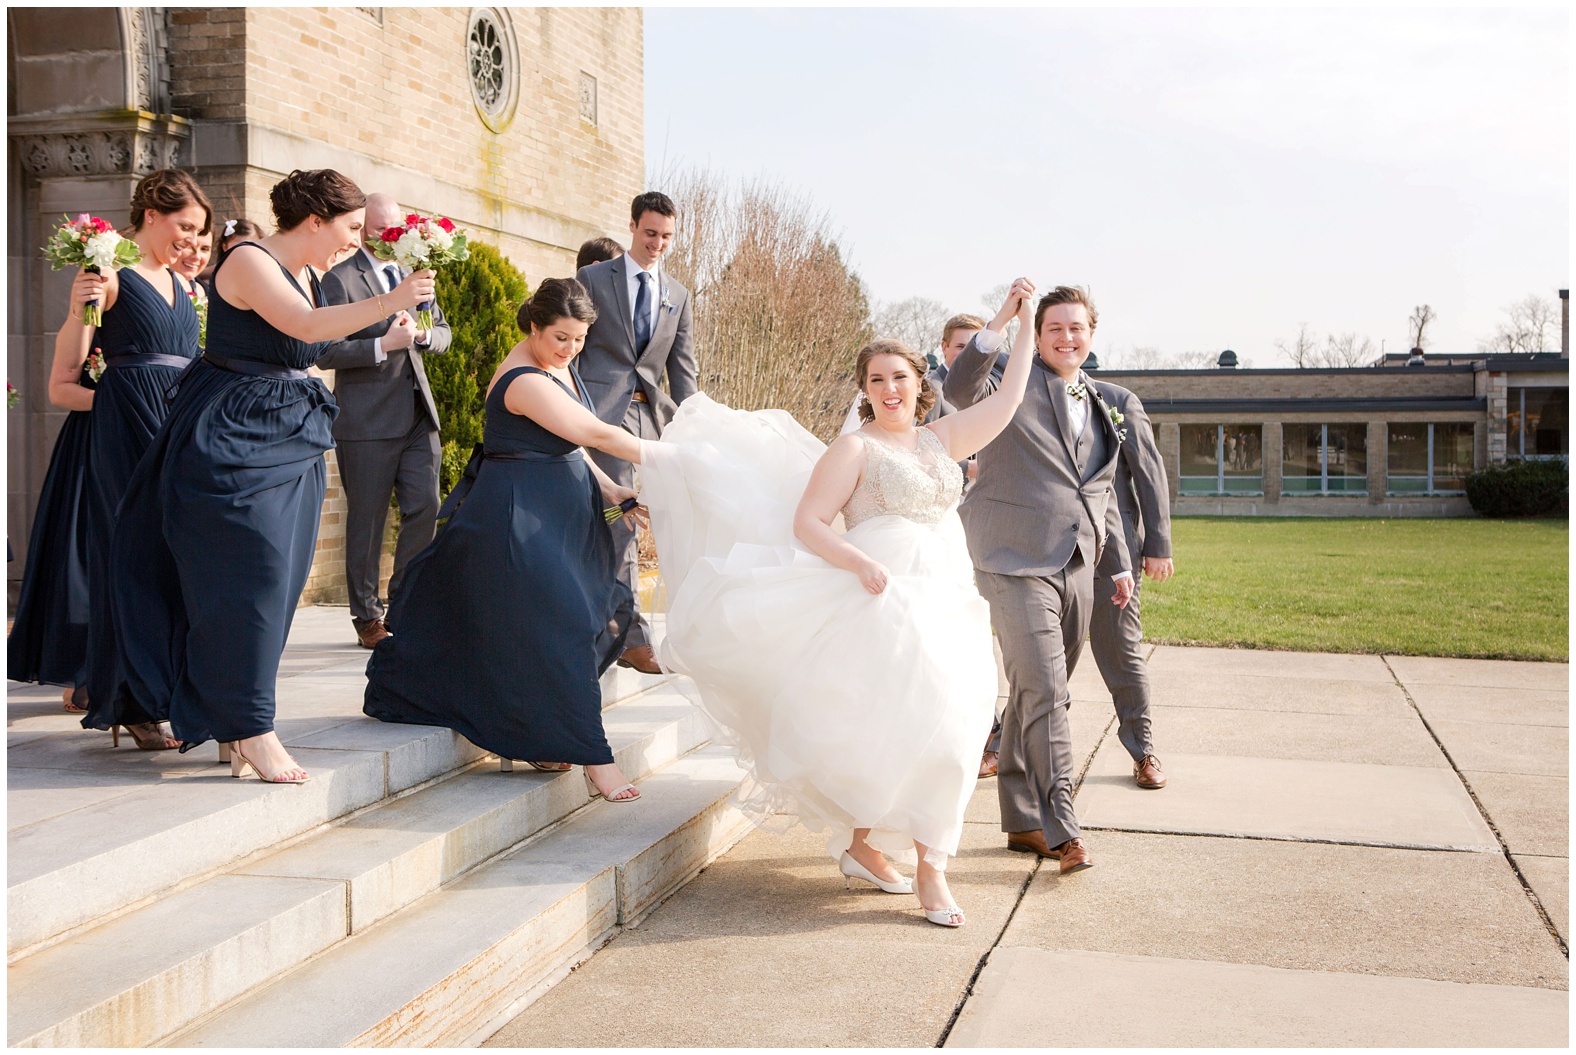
[1323,332,1377,368]
[1479,294,1559,354]
[1170,349,1219,369]
[977,283,1020,347]
[1274,322,1320,367]
[658,168,874,442]
[1100,345,1169,370]
[872,296,950,361]
[1408,304,1436,350]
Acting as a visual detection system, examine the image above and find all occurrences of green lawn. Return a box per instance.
[1141,518,1569,662]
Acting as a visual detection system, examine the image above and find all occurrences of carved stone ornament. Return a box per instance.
[9,113,190,179]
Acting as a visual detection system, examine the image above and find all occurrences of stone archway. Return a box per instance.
[6,8,189,596]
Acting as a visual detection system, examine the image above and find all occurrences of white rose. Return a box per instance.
[395,228,428,266]
[425,225,454,252]
[84,231,121,271]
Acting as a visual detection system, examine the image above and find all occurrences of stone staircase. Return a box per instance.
[6,607,751,1047]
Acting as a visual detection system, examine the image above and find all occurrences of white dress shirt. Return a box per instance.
[625,256,661,337]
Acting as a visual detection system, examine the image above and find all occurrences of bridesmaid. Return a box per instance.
[5,366,96,711]
[364,279,642,802]
[110,169,434,784]
[201,218,262,289]
[67,169,211,749]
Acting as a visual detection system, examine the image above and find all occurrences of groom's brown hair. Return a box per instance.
[1034,286,1098,335]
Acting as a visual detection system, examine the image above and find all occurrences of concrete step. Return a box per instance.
[162,745,751,1048]
[6,662,679,961]
[5,685,716,1048]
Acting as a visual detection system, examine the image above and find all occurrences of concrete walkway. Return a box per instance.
[485,645,1569,1047]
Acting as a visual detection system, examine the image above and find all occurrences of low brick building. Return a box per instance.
[8,6,644,604]
[1092,351,1569,517]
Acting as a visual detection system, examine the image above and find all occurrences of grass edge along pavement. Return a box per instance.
[1142,517,1568,662]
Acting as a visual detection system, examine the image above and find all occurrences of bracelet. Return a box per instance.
[375,293,387,316]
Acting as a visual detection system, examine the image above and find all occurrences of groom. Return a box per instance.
[576,191,697,673]
[945,285,1132,874]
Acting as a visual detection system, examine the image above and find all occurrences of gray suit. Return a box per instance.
[574,256,697,649]
[945,335,1130,850]
[1088,381,1171,762]
[317,250,452,628]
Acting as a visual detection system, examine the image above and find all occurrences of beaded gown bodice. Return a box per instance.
[841,426,964,529]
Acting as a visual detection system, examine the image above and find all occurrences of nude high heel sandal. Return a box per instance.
[229,742,310,784]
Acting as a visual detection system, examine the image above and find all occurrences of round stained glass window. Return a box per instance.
[467,9,519,132]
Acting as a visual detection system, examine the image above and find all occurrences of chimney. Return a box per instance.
[1561,289,1569,358]
[1407,347,1426,367]
[1217,349,1238,369]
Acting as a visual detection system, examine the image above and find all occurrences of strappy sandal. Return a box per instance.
[112,722,181,750]
[584,768,640,803]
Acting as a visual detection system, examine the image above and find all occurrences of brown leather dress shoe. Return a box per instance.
[1055,838,1093,874]
[1134,754,1166,790]
[978,750,999,779]
[617,644,662,675]
[1006,830,1056,857]
[356,619,391,650]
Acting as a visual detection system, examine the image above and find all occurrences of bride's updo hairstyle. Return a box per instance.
[127,168,213,235]
[855,338,936,425]
[270,169,367,231]
[518,277,598,333]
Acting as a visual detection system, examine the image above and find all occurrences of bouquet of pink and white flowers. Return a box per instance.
[42,214,142,327]
[370,213,469,330]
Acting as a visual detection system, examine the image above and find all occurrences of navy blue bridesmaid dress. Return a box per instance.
[108,242,337,746]
[80,267,201,730]
[363,364,632,764]
[6,367,96,700]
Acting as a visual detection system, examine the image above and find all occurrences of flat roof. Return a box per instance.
[1143,397,1488,415]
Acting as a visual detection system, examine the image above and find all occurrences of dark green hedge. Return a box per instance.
[429,243,529,496]
[1464,459,1568,518]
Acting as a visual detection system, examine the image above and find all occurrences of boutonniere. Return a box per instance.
[1066,381,1087,402]
[660,287,674,313]
[1108,405,1128,443]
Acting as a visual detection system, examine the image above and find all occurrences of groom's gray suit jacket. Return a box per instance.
[944,336,1130,580]
[573,256,697,429]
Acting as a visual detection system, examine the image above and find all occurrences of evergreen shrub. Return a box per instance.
[1463,458,1568,517]
[429,242,529,496]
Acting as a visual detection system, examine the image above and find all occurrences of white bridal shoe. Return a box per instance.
[923,905,966,928]
[839,851,914,894]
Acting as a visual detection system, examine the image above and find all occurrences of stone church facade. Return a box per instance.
[8,7,644,604]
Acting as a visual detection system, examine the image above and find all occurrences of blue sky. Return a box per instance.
[644,7,1569,364]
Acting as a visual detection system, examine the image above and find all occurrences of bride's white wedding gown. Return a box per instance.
[640,394,997,866]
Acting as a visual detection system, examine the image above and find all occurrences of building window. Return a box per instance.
[1179,424,1263,495]
[1507,386,1569,460]
[1283,424,1367,496]
[467,8,519,133]
[1388,423,1473,495]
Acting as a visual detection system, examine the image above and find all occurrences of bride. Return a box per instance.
[639,278,1039,927]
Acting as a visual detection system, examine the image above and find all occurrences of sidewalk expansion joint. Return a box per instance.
[1381,655,1569,959]
[935,713,1116,1047]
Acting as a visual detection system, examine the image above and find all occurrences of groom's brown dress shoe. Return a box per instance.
[617,645,662,675]
[356,619,391,650]
[1135,754,1166,789]
[1006,830,1056,857]
[1055,838,1093,874]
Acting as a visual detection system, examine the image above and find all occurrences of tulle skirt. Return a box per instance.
[641,394,997,866]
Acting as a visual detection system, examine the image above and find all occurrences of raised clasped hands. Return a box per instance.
[395,268,436,311]
[991,276,1037,329]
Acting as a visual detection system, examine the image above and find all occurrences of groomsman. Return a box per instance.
[1088,378,1173,789]
[946,284,1133,874]
[318,192,452,649]
[576,191,697,674]
[577,236,624,271]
